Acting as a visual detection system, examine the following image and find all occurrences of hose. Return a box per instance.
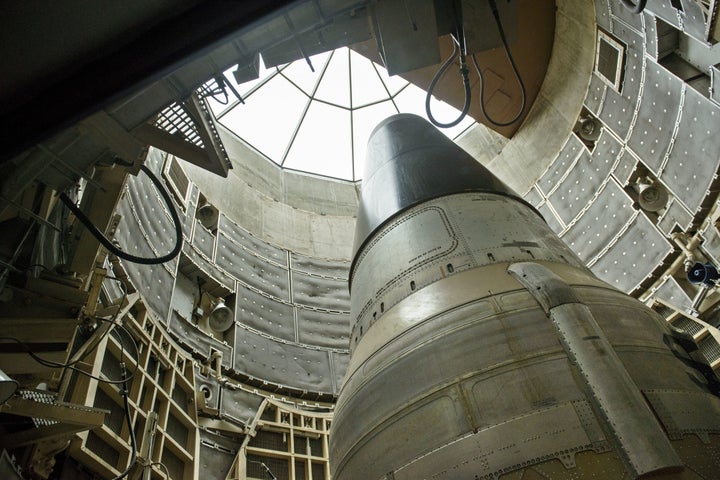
[111,363,138,480]
[473,0,526,127]
[425,36,472,129]
[60,164,183,265]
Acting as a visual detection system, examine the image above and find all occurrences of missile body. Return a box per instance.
[329,114,720,479]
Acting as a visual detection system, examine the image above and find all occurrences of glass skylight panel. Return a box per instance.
[219,74,308,163]
[314,50,351,108]
[281,51,331,95]
[283,102,353,179]
[213,46,475,181]
[350,51,396,107]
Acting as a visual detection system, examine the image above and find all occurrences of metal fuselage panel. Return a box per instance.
[331,192,720,480]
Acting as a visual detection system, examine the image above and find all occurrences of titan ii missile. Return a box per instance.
[329,114,720,479]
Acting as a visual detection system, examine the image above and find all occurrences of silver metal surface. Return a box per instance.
[193,221,216,260]
[538,202,564,234]
[509,262,682,477]
[644,11,659,59]
[548,132,620,225]
[291,270,349,311]
[296,307,351,349]
[679,0,709,42]
[217,232,290,301]
[233,325,335,395]
[559,179,634,263]
[648,0,683,29]
[290,252,350,279]
[610,0,645,34]
[660,84,720,214]
[595,0,612,32]
[584,73,608,115]
[218,213,287,266]
[330,115,720,479]
[538,134,584,196]
[628,60,683,174]
[591,211,673,292]
[657,197,694,235]
[522,185,543,207]
[236,282,296,342]
[612,149,638,186]
[701,223,720,267]
[219,386,265,425]
[352,114,527,262]
[597,27,643,141]
[653,275,694,312]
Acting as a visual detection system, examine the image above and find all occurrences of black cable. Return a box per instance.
[472,0,526,127]
[59,164,183,265]
[111,362,138,480]
[104,319,140,365]
[0,336,134,385]
[621,0,647,13]
[425,34,472,129]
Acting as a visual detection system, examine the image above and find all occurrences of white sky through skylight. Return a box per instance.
[207,47,475,182]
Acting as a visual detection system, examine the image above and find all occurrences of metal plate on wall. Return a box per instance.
[538,134,584,196]
[559,179,634,263]
[193,221,216,260]
[644,12,659,59]
[652,275,693,312]
[217,232,290,301]
[538,202,564,234]
[297,307,350,350]
[290,252,349,279]
[168,310,233,367]
[550,131,620,225]
[233,325,334,394]
[649,1,682,28]
[679,0,707,42]
[612,149,638,186]
[331,350,350,392]
[610,0,644,33]
[219,386,265,425]
[591,212,672,292]
[124,174,179,273]
[179,244,235,295]
[595,0,612,31]
[115,201,175,324]
[522,185,543,208]
[660,86,720,214]
[549,150,599,225]
[597,27,643,141]
[219,214,287,266]
[236,281,295,343]
[291,270,350,311]
[628,59,683,175]
[701,223,720,267]
[657,197,693,235]
[586,73,608,116]
[199,429,242,478]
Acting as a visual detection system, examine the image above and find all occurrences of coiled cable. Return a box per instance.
[60,164,183,265]
[472,0,526,127]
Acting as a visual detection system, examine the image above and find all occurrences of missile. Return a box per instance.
[329,114,720,479]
